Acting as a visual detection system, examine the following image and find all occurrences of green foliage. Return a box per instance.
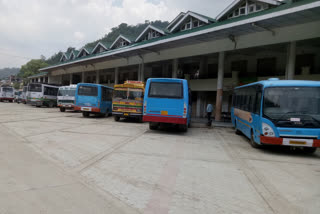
[18,59,49,79]
[13,82,21,90]
[0,67,20,80]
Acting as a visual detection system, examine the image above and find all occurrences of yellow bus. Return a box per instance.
[112,81,145,122]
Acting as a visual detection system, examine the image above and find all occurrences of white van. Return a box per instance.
[57,85,77,112]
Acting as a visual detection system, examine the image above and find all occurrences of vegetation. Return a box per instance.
[18,59,49,79]
[0,67,20,80]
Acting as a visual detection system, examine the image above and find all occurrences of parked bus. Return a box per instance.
[21,86,28,104]
[57,85,77,112]
[27,83,59,107]
[143,78,192,131]
[112,81,145,122]
[231,79,320,153]
[0,86,14,102]
[74,83,113,117]
[14,90,22,103]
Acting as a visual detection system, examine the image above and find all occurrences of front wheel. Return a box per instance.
[82,112,90,118]
[304,147,317,154]
[114,116,120,121]
[60,107,66,112]
[250,131,260,148]
[149,123,158,130]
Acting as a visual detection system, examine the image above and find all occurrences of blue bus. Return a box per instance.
[231,79,320,153]
[74,83,113,118]
[143,78,191,131]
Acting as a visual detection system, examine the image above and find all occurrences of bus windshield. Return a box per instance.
[29,84,42,92]
[3,87,13,92]
[263,87,320,128]
[78,86,98,96]
[58,89,76,97]
[113,88,143,101]
[148,82,183,99]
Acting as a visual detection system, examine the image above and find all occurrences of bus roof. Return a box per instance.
[114,80,144,90]
[77,83,113,89]
[59,85,77,90]
[235,79,320,90]
[147,78,187,83]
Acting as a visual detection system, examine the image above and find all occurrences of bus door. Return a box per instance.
[251,86,262,143]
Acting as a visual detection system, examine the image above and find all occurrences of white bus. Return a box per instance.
[21,86,28,104]
[27,83,59,107]
[0,86,15,102]
[57,85,77,112]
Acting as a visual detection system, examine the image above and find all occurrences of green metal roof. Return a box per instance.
[41,0,318,71]
[189,11,216,22]
[28,72,48,78]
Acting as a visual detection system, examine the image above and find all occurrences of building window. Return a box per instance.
[239,7,246,15]
[257,58,277,77]
[231,60,248,77]
[295,54,315,74]
[256,4,262,11]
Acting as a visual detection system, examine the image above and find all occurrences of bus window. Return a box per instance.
[29,84,42,92]
[78,86,98,96]
[149,82,183,99]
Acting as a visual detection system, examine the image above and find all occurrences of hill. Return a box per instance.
[0,67,20,80]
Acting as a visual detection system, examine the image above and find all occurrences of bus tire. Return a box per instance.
[60,107,66,112]
[304,147,317,154]
[235,122,241,135]
[100,113,106,118]
[114,116,120,121]
[83,112,90,118]
[250,130,260,148]
[149,123,158,130]
[180,124,188,132]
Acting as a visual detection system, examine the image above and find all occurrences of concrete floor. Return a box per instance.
[0,102,319,214]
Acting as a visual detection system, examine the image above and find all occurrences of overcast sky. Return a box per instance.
[0,0,234,69]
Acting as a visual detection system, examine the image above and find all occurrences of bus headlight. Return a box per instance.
[262,123,275,137]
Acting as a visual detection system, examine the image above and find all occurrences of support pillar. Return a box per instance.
[96,70,100,84]
[286,41,296,80]
[82,72,85,83]
[215,52,225,121]
[115,68,119,84]
[140,63,145,82]
[172,58,178,78]
[196,92,201,118]
[70,74,73,85]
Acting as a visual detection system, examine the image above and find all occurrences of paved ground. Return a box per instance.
[0,102,319,214]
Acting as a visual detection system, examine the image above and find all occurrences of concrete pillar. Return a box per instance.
[115,67,119,84]
[96,70,100,84]
[215,52,225,121]
[70,74,73,85]
[172,58,178,78]
[138,65,141,81]
[286,41,296,80]
[140,63,145,82]
[82,72,85,83]
[196,92,201,118]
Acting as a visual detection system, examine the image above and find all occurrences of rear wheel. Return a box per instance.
[99,113,106,118]
[114,116,120,121]
[60,107,66,112]
[180,124,188,132]
[82,112,90,118]
[304,147,317,154]
[250,130,260,148]
[149,122,158,130]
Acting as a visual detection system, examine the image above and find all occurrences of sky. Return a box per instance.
[0,0,234,69]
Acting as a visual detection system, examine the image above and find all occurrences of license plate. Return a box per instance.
[81,107,91,111]
[289,140,306,145]
[124,113,129,116]
[161,111,168,115]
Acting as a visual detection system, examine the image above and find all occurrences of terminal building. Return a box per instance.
[38,0,320,121]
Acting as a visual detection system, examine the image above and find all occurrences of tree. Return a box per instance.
[18,59,49,79]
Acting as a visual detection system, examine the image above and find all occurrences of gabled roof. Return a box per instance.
[135,25,169,42]
[92,41,111,54]
[69,50,79,60]
[166,12,186,30]
[216,0,282,21]
[110,34,136,49]
[169,11,215,33]
[59,52,70,62]
[28,72,48,79]
[77,47,93,58]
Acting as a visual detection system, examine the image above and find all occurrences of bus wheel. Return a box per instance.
[180,124,188,132]
[235,122,241,135]
[100,113,106,118]
[149,123,158,130]
[83,112,90,118]
[60,107,66,112]
[114,116,120,121]
[304,147,317,154]
[250,131,260,148]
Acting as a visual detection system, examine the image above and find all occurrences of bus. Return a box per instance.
[57,85,77,112]
[231,79,320,153]
[112,81,144,122]
[21,86,28,104]
[0,86,14,102]
[143,78,192,132]
[74,83,113,118]
[27,83,59,107]
[14,90,22,103]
